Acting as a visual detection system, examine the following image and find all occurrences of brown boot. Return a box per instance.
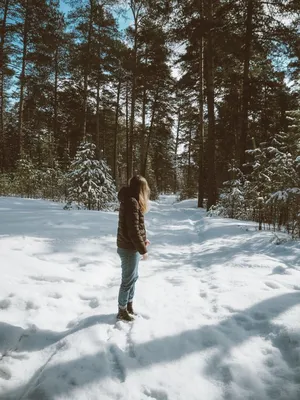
[117,307,134,322]
[127,302,135,315]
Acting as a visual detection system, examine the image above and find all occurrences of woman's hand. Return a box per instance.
[145,239,151,247]
[142,253,148,260]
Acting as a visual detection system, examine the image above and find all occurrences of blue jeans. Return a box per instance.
[117,248,140,308]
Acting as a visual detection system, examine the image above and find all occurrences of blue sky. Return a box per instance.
[59,1,130,31]
[60,1,70,14]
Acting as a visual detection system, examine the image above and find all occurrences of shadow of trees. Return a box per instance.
[1,292,299,400]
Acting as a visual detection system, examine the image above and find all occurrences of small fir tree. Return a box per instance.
[66,141,117,210]
[212,160,248,219]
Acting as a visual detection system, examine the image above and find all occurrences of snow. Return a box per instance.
[0,196,300,400]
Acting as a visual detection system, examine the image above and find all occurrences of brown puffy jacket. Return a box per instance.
[117,187,147,255]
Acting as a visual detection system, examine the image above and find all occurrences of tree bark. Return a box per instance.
[129,31,137,178]
[239,0,253,168]
[0,0,9,171]
[142,89,159,176]
[197,0,205,207]
[174,107,181,193]
[52,46,59,166]
[140,84,147,172]
[126,80,130,182]
[206,0,217,210]
[129,0,142,177]
[83,0,94,141]
[95,11,102,159]
[140,46,148,172]
[95,75,101,157]
[18,0,30,157]
[187,127,192,192]
[113,69,122,181]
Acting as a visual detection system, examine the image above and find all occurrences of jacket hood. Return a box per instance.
[118,186,131,203]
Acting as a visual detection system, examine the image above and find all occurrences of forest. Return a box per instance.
[0,0,299,235]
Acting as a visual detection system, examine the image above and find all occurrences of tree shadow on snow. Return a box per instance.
[2,292,300,399]
[0,314,116,355]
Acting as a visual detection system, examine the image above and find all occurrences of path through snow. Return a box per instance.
[0,196,299,400]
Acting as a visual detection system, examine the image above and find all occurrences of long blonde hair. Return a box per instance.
[129,175,150,214]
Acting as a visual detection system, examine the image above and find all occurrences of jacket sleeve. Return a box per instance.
[125,198,147,255]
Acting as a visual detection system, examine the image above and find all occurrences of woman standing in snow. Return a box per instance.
[116,175,150,321]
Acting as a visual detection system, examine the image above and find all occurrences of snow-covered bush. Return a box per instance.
[65,141,117,210]
[211,121,300,237]
[266,189,300,237]
[36,163,66,201]
[14,157,38,198]
[211,161,249,219]
[0,173,15,196]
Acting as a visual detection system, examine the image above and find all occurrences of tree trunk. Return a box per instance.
[126,80,130,183]
[102,108,105,156]
[129,36,137,178]
[113,70,122,182]
[140,46,148,172]
[129,1,142,178]
[197,0,205,207]
[96,73,101,158]
[18,0,30,157]
[83,0,94,141]
[95,15,102,159]
[239,0,253,169]
[52,46,59,167]
[206,0,217,210]
[140,84,147,172]
[0,0,9,171]
[142,89,159,176]
[174,108,181,193]
[187,127,192,192]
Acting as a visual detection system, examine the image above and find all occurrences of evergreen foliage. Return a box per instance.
[213,110,300,237]
[0,0,299,229]
[66,141,117,210]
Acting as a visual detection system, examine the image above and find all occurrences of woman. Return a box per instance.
[116,175,150,321]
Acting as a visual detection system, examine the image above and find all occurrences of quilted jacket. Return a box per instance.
[117,187,147,255]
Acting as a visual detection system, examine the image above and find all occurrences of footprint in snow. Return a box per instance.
[252,311,267,321]
[25,300,39,310]
[265,357,275,368]
[210,284,219,290]
[165,276,182,286]
[143,387,169,400]
[89,298,99,308]
[72,257,92,269]
[69,377,78,386]
[48,292,62,299]
[211,298,219,313]
[233,314,250,324]
[271,266,290,275]
[0,298,11,310]
[108,344,126,383]
[265,281,281,290]
[79,294,99,309]
[12,247,22,252]
[0,366,12,380]
[30,275,74,283]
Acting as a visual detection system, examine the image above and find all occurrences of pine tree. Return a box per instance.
[66,141,117,210]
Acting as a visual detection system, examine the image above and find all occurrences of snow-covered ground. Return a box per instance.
[0,195,300,400]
